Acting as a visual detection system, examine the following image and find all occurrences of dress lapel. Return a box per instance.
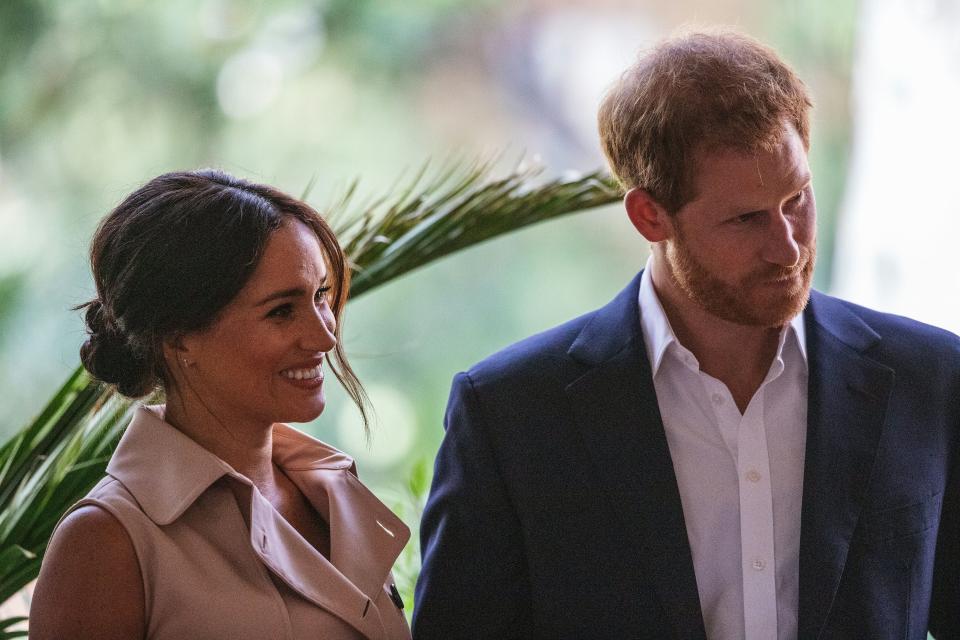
[797,292,894,638]
[298,467,410,599]
[565,273,707,640]
[257,424,410,640]
[246,486,384,638]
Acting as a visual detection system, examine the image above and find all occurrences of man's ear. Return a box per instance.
[624,188,674,242]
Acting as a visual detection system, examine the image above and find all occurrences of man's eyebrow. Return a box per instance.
[721,173,813,216]
[254,287,305,307]
[793,171,813,189]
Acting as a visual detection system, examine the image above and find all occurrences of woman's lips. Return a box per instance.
[279,363,324,389]
[280,372,324,389]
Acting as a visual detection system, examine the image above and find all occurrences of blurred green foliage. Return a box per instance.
[323,0,498,75]
[0,0,859,478]
[0,160,619,625]
[0,1,857,626]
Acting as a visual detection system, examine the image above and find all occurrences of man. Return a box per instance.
[413,30,960,639]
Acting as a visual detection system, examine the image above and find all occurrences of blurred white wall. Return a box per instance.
[832,0,960,334]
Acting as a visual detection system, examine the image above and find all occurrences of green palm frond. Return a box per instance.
[0,374,131,604]
[337,159,619,295]
[0,616,28,639]
[0,160,621,612]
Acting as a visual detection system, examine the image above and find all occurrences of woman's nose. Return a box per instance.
[300,306,337,352]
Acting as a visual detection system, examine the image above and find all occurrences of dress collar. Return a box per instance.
[107,406,410,638]
[105,404,410,608]
[105,405,357,525]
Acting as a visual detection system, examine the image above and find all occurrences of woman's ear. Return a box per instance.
[624,188,674,243]
[162,334,195,369]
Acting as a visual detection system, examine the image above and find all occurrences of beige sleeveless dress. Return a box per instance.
[59,405,411,640]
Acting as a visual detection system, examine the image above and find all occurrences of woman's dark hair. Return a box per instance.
[79,169,369,428]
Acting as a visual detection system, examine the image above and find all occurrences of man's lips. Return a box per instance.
[756,261,809,286]
[764,273,800,284]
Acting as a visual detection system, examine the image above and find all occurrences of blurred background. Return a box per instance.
[1,0,958,611]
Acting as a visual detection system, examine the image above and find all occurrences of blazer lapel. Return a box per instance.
[566,273,707,640]
[798,292,895,638]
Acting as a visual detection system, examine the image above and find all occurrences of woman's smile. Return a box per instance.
[279,363,325,389]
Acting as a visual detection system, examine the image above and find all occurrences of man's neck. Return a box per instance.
[649,260,783,413]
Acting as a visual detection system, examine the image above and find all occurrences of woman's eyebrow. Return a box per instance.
[254,287,304,307]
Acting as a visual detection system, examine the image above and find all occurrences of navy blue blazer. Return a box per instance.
[413,272,960,639]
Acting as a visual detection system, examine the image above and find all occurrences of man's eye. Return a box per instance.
[733,212,762,224]
[790,190,805,205]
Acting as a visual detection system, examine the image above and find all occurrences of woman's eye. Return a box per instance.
[267,304,293,319]
[315,286,331,303]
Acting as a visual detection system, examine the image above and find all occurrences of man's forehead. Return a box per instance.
[695,120,806,163]
[693,135,809,189]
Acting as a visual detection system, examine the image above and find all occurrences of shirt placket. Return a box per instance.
[706,376,779,640]
[737,390,778,640]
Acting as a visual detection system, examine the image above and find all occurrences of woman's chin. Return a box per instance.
[275,395,326,425]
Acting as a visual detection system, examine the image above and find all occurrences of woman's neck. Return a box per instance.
[161,394,276,490]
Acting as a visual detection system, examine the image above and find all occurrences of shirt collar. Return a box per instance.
[638,257,679,376]
[105,404,357,525]
[637,255,808,377]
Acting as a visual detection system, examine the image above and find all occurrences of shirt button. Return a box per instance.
[751,558,766,571]
[711,393,723,405]
[746,470,762,483]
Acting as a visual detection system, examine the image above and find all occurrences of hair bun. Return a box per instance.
[79,300,153,397]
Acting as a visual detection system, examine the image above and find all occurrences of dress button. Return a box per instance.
[746,470,762,483]
[751,558,766,571]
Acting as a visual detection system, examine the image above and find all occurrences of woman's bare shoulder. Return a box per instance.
[30,504,146,640]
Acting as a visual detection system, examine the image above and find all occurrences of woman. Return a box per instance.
[30,170,411,640]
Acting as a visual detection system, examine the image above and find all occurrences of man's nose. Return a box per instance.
[763,211,801,267]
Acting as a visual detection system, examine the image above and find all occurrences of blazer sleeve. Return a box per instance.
[412,371,532,639]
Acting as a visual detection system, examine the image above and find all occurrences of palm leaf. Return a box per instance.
[342,159,618,295]
[0,160,621,608]
[0,616,27,639]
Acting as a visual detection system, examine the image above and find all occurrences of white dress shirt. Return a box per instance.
[637,259,808,640]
